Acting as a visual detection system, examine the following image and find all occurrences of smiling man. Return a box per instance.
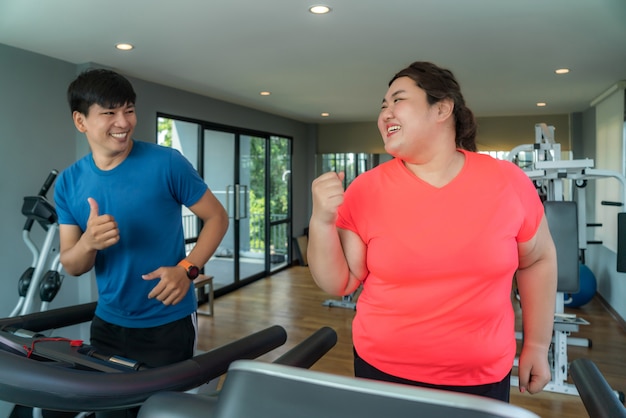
[54,69,228,417]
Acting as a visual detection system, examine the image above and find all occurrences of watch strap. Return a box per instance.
[178,259,194,271]
[177,259,199,280]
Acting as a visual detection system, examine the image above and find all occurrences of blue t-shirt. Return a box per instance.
[54,140,207,327]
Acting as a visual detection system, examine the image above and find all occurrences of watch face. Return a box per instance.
[188,266,200,279]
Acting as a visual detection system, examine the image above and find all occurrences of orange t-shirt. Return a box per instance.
[336,150,543,385]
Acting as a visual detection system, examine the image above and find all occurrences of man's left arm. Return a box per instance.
[144,189,228,305]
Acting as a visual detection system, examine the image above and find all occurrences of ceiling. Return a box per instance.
[1,0,625,124]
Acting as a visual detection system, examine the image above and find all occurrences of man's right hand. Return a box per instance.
[84,197,120,250]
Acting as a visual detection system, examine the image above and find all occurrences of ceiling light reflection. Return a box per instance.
[309,5,331,14]
[115,43,134,51]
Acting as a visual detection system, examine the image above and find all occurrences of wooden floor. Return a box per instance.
[196,265,626,418]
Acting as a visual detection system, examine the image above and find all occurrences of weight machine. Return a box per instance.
[508,123,626,397]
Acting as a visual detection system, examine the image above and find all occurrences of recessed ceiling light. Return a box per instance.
[321,112,330,117]
[555,68,570,75]
[260,91,271,96]
[115,43,134,51]
[309,5,331,14]
[536,102,547,107]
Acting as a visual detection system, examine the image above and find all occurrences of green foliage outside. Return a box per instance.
[248,137,290,253]
[157,117,173,147]
[157,118,290,254]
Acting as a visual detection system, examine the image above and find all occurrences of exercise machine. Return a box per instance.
[140,359,538,418]
[508,124,626,273]
[138,326,540,418]
[322,290,359,310]
[508,123,626,396]
[0,303,288,413]
[8,170,70,417]
[570,358,626,417]
[138,326,338,417]
[10,170,63,317]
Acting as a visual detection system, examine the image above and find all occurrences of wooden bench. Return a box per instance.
[193,274,214,317]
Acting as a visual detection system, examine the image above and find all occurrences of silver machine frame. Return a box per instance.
[508,123,626,396]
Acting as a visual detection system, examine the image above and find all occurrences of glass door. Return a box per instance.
[235,135,267,282]
[268,136,291,272]
[157,115,292,296]
[203,130,267,292]
[202,129,235,291]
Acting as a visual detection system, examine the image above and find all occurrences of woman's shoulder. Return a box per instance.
[468,152,538,199]
[465,150,526,175]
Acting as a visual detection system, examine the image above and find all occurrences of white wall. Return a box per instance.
[587,83,626,321]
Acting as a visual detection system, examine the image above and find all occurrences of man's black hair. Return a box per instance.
[67,68,136,115]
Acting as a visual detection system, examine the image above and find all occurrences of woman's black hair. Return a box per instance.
[390,61,477,152]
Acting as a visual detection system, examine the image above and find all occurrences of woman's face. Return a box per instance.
[377,76,441,159]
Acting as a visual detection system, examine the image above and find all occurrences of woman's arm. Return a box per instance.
[515,214,558,394]
[307,171,367,296]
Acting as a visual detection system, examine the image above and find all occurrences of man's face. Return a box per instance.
[73,102,137,163]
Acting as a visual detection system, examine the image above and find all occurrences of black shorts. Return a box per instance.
[353,347,511,402]
[90,314,197,369]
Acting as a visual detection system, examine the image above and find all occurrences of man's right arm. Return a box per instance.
[59,224,98,276]
[59,197,119,276]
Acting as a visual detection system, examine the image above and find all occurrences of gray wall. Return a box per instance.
[1,41,624,413]
[0,43,317,413]
[0,43,80,415]
[0,43,80,315]
[316,114,572,154]
[0,43,316,312]
[3,42,623,319]
[127,73,316,239]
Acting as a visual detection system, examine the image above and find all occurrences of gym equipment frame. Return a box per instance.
[508,123,626,397]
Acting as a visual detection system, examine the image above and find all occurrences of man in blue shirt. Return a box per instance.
[55,69,228,417]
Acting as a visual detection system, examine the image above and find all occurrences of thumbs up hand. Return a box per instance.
[84,197,120,250]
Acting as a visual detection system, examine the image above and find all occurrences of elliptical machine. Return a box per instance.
[8,170,81,418]
[10,170,63,317]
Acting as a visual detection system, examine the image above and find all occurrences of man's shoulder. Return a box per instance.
[133,140,180,158]
[59,153,92,177]
[134,139,166,152]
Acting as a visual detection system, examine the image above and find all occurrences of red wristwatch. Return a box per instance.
[178,259,200,280]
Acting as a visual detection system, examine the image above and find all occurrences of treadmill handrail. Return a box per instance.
[0,325,287,412]
[570,358,626,418]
